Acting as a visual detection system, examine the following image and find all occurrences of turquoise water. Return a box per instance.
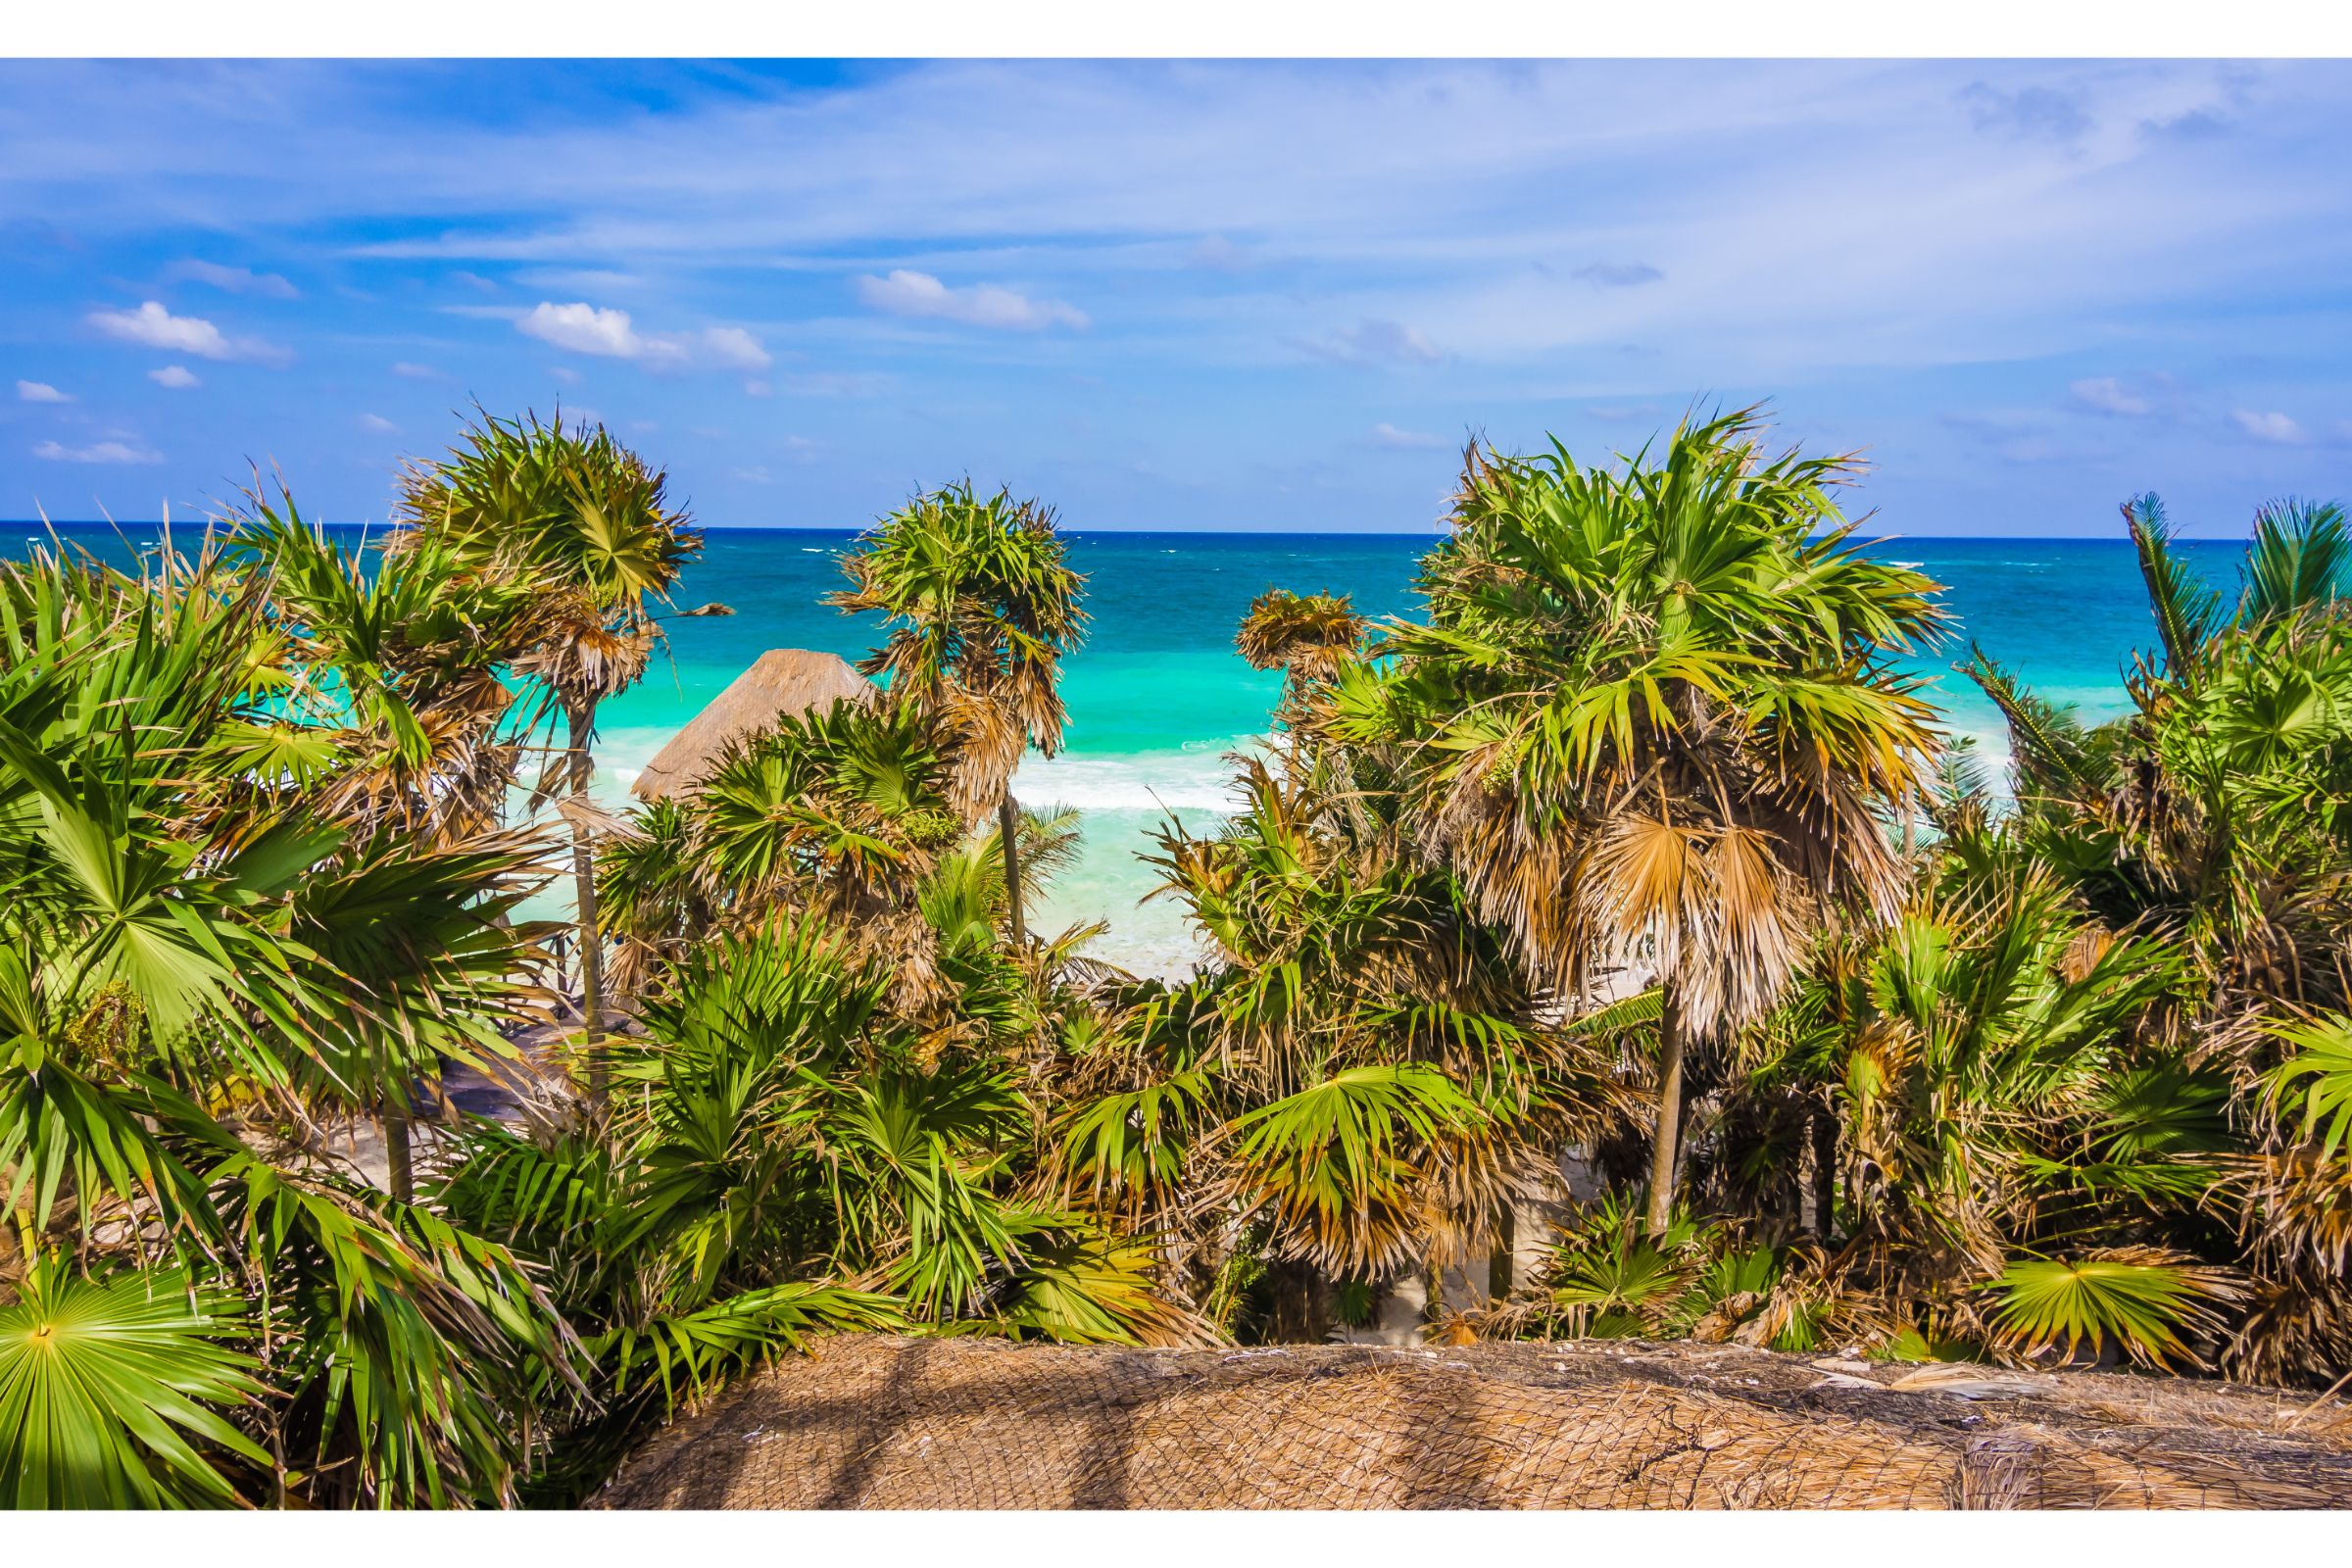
[19,525,2246,978]
[596,530,2237,976]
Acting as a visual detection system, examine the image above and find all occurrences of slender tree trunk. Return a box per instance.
[566,703,609,1102]
[1811,1102,1838,1239]
[998,793,1027,948]
[1261,1258,1327,1343]
[1488,1202,1516,1300]
[1644,987,1688,1236]
[384,1108,414,1205]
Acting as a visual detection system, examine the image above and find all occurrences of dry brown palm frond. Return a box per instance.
[2230,1145,2352,1275]
[2224,1263,2352,1387]
[1236,588,1368,687]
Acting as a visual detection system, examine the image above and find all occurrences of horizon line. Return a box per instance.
[1,518,2252,544]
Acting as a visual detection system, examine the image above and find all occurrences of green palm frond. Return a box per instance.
[2123,493,2224,686]
[1986,1250,2240,1369]
[591,1283,904,1410]
[2243,498,2352,629]
[0,1256,270,1509]
[2267,1013,2352,1164]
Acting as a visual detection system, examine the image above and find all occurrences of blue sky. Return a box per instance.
[2,58,2348,535]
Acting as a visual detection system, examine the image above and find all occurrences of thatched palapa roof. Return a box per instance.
[592,1334,2352,1509]
[629,649,873,802]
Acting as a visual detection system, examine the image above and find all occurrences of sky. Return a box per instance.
[1,58,2348,536]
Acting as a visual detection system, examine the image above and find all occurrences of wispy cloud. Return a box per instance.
[390,361,442,379]
[2070,376,2151,416]
[1371,421,1444,450]
[168,259,298,298]
[1295,318,1446,368]
[358,413,398,433]
[86,301,288,365]
[1572,262,1664,287]
[33,437,161,465]
[1957,80,2093,143]
[1186,234,1265,273]
[16,379,72,403]
[702,325,771,369]
[148,365,200,389]
[3,59,2349,528]
[2232,409,2308,445]
[854,270,1088,331]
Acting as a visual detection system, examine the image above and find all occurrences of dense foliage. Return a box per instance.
[6,407,2350,1509]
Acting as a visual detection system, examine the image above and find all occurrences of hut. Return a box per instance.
[629,649,873,803]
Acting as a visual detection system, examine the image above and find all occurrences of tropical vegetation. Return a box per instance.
[6,405,2351,1509]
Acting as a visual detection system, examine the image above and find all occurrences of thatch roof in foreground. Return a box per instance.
[630,649,873,802]
[594,1334,2352,1510]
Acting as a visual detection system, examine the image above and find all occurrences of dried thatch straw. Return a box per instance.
[629,649,873,802]
[593,1335,2352,1510]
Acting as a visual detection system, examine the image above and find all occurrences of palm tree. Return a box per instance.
[395,411,709,1094]
[235,491,547,1197]
[827,482,1087,948]
[1963,492,2352,1382]
[438,912,1200,1497]
[1236,588,1366,695]
[1073,754,1640,1335]
[1327,409,1947,1232]
[0,528,573,1505]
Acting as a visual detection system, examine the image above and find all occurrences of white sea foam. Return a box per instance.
[1012,740,1268,815]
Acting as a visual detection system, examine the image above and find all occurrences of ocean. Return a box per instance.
[20,524,2235,978]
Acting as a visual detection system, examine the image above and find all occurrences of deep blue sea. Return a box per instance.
[17,525,2241,976]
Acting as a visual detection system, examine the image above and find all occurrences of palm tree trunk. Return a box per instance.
[1488,1202,1516,1299]
[384,1108,414,1205]
[998,793,1027,948]
[566,703,609,1101]
[1810,1102,1838,1238]
[1643,987,1688,1236]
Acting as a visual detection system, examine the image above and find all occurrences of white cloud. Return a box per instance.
[16,380,73,403]
[853,270,1088,331]
[2071,376,2151,416]
[148,365,201,389]
[358,413,398,432]
[169,259,297,298]
[734,466,773,484]
[390,361,441,379]
[549,366,581,385]
[743,378,772,397]
[1371,422,1444,450]
[517,301,661,360]
[1296,318,1446,367]
[87,301,286,364]
[450,270,500,293]
[33,438,162,465]
[38,58,2334,399]
[516,302,768,372]
[701,325,772,369]
[2232,409,2308,445]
